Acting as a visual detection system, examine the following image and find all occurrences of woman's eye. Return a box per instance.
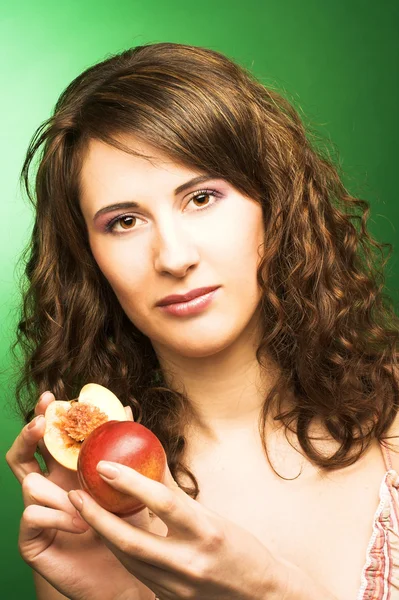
[118,216,136,230]
[188,189,219,209]
[189,190,221,210]
[105,189,220,233]
[106,214,140,233]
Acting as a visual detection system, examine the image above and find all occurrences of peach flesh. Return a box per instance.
[43,383,128,470]
[57,401,110,441]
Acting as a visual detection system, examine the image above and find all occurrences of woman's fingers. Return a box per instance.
[69,488,182,570]
[19,471,90,565]
[22,471,81,513]
[20,472,90,541]
[22,472,89,529]
[95,462,201,537]
[124,405,134,421]
[34,392,56,466]
[21,503,89,539]
[19,504,89,567]
[6,415,47,483]
[5,391,59,483]
[68,462,206,563]
[34,391,56,418]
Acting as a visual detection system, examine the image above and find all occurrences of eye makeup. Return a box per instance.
[100,188,224,234]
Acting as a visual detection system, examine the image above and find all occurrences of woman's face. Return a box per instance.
[79,137,265,359]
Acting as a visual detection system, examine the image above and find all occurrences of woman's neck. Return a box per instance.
[153,332,283,444]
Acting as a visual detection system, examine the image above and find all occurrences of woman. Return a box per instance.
[5,42,399,599]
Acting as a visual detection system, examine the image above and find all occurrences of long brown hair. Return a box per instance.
[12,42,399,494]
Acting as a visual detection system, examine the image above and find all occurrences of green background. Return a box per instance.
[1,1,398,597]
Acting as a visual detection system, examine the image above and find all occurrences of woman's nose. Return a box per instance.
[153,222,200,277]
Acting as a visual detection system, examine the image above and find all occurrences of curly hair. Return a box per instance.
[12,42,399,496]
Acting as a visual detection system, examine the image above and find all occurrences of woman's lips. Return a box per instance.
[157,288,219,316]
[156,285,219,306]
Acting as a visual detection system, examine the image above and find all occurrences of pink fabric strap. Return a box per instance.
[380,440,393,471]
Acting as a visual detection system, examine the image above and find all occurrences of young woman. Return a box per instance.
[5,42,399,600]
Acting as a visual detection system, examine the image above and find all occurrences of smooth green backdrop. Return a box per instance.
[1,1,398,597]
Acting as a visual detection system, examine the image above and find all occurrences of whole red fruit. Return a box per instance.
[77,420,166,516]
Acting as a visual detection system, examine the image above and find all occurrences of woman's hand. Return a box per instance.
[5,392,155,600]
[68,459,288,600]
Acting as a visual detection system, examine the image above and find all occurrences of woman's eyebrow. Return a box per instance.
[173,174,215,196]
[93,174,216,221]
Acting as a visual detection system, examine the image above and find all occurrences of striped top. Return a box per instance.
[357,442,399,599]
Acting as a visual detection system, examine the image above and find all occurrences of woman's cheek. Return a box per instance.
[90,237,139,281]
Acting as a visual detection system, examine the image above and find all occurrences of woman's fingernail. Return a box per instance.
[97,461,120,479]
[68,490,84,511]
[28,415,45,429]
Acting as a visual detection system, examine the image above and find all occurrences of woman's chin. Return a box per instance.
[153,332,239,359]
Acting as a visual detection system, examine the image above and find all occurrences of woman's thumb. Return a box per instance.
[124,405,134,421]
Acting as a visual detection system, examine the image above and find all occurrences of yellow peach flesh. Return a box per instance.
[43,384,128,470]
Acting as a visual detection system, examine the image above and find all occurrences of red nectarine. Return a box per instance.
[77,420,167,516]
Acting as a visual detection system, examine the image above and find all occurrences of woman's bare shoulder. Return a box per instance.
[382,364,399,470]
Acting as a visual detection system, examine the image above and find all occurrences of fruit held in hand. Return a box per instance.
[43,383,128,470]
[43,383,167,515]
[77,420,167,516]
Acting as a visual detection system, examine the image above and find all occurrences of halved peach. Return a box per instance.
[43,383,128,470]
